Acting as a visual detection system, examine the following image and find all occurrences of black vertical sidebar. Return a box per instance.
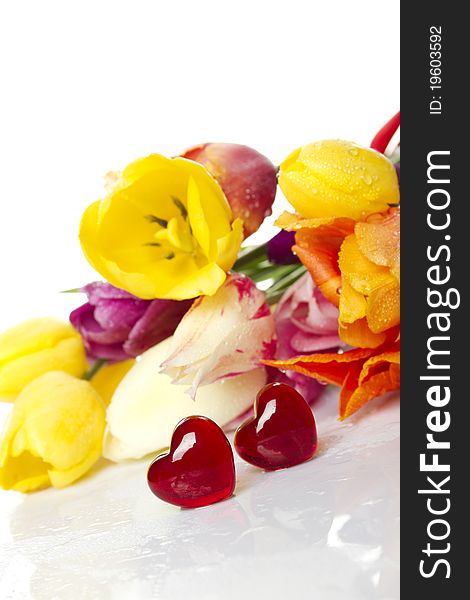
[401,3,466,596]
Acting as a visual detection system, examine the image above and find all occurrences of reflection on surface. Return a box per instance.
[0,391,399,600]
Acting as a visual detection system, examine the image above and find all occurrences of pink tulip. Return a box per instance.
[273,273,343,403]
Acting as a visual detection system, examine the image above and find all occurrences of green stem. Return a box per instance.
[267,263,305,291]
[249,263,295,283]
[234,259,271,276]
[233,244,267,270]
[232,241,306,305]
[83,359,107,381]
[265,264,306,305]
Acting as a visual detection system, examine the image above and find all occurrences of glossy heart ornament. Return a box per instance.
[147,416,235,508]
[234,382,318,470]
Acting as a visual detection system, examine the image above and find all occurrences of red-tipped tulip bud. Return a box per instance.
[181,143,277,238]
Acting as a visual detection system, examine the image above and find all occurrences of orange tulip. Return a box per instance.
[264,340,400,419]
[277,208,400,349]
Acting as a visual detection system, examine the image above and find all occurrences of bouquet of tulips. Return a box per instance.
[0,114,400,494]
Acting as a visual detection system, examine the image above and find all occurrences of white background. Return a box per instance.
[0,0,399,332]
[0,4,400,598]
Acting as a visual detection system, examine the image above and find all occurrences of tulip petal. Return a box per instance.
[0,336,88,399]
[355,208,400,276]
[294,244,341,308]
[359,344,400,384]
[70,303,129,347]
[339,318,390,349]
[163,262,227,300]
[390,363,401,386]
[161,274,275,397]
[0,318,79,365]
[293,220,355,306]
[93,298,147,331]
[340,369,399,419]
[276,212,356,236]
[0,444,50,493]
[180,157,233,236]
[264,347,372,386]
[80,200,118,287]
[82,281,133,302]
[187,176,212,257]
[366,280,400,334]
[48,452,101,489]
[216,218,244,273]
[338,362,364,417]
[123,298,192,357]
[339,279,367,324]
[339,234,394,296]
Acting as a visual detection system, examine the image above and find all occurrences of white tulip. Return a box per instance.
[103,337,266,462]
[161,274,275,398]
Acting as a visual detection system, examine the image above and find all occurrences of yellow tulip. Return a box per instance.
[0,371,106,492]
[0,318,88,401]
[279,140,399,220]
[79,154,244,300]
[90,359,135,406]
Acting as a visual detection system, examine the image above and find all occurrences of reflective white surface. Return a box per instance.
[0,388,399,600]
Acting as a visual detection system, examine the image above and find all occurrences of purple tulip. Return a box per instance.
[70,282,192,362]
[266,230,299,265]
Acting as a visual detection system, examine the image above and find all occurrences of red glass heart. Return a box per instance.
[234,382,318,470]
[147,416,235,508]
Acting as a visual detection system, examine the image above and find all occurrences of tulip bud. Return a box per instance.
[70,282,192,362]
[181,143,278,238]
[266,230,299,265]
[0,371,105,492]
[0,318,87,401]
[279,140,399,220]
